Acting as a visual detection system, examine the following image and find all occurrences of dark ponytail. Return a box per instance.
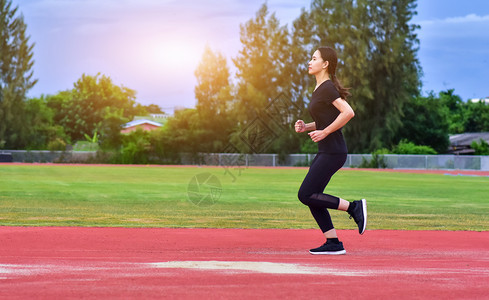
[317,47,351,100]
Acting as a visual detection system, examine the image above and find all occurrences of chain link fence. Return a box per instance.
[1,150,488,171]
[0,150,96,163]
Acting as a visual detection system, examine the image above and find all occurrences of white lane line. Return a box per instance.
[2,262,489,278]
[148,261,489,277]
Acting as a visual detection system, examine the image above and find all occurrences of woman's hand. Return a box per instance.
[294,120,306,133]
[308,130,328,143]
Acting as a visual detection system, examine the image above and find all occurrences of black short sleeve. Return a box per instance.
[308,80,347,154]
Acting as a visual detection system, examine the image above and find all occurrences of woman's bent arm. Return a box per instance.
[308,98,354,142]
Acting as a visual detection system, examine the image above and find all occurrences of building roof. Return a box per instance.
[123,119,163,129]
[449,132,489,146]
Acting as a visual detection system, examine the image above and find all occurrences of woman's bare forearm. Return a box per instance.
[305,122,316,131]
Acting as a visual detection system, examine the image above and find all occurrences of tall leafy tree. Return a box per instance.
[24,96,67,150]
[462,100,489,133]
[0,0,37,149]
[232,3,290,123]
[307,0,421,152]
[435,89,489,134]
[195,46,232,118]
[56,73,136,143]
[438,89,465,133]
[194,45,234,152]
[288,8,315,116]
[231,3,308,155]
[160,108,201,154]
[286,8,321,154]
[397,94,449,153]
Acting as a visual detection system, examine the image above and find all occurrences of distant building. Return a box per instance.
[469,98,489,104]
[133,114,169,123]
[449,132,489,154]
[121,119,163,134]
[149,113,169,120]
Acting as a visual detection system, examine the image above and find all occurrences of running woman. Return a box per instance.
[295,46,367,255]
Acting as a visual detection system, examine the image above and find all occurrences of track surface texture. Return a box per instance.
[1,227,488,299]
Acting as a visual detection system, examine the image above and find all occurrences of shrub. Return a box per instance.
[73,141,99,151]
[392,140,437,155]
[471,139,489,155]
[47,138,67,151]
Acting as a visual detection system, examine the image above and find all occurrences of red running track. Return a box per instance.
[1,227,488,299]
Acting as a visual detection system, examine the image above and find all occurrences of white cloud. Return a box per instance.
[416,12,489,99]
[417,13,489,42]
[419,13,489,26]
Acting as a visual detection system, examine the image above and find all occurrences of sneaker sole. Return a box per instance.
[309,250,347,255]
[360,198,367,235]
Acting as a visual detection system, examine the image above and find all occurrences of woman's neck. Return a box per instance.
[315,72,330,88]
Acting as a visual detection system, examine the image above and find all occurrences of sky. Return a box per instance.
[11,0,489,113]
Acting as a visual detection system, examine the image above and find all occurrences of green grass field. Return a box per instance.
[1,164,488,231]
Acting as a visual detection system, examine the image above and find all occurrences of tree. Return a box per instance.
[232,3,290,124]
[195,46,232,118]
[288,8,315,115]
[462,100,489,133]
[194,46,234,152]
[56,73,137,144]
[132,103,164,116]
[308,0,421,152]
[231,3,306,155]
[471,139,489,155]
[439,89,464,133]
[396,94,449,153]
[24,96,67,150]
[161,108,201,154]
[144,104,164,114]
[287,8,323,154]
[435,89,489,134]
[0,0,37,149]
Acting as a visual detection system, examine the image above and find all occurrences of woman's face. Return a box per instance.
[308,50,327,75]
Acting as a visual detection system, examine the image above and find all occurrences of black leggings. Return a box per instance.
[298,153,347,233]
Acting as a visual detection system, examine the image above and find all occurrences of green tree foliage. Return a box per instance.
[231,3,305,155]
[232,3,290,124]
[24,96,66,150]
[162,108,201,154]
[463,100,489,133]
[51,73,136,144]
[311,0,421,153]
[429,89,489,134]
[118,129,151,164]
[132,103,164,116]
[397,94,449,153]
[144,104,164,114]
[194,45,234,152]
[439,89,465,133]
[287,8,314,114]
[285,8,318,155]
[0,0,37,149]
[230,0,421,154]
[470,139,489,155]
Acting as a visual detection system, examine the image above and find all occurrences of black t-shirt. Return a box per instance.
[308,80,348,154]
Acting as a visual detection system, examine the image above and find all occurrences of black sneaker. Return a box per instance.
[309,241,346,255]
[349,199,367,234]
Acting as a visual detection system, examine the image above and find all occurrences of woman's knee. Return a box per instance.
[298,189,311,206]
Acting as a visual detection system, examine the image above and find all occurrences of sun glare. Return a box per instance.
[146,39,203,71]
